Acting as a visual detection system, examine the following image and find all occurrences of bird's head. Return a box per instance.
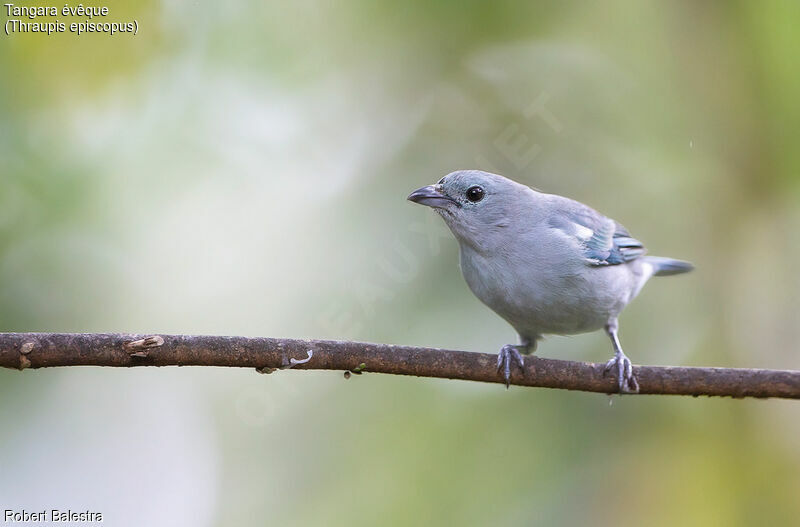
[407,170,536,251]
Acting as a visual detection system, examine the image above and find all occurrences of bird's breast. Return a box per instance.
[459,246,628,336]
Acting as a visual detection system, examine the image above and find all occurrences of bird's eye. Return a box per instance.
[466,186,485,202]
[438,177,446,185]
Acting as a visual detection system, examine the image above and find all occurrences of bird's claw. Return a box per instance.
[604,351,639,394]
[497,345,525,388]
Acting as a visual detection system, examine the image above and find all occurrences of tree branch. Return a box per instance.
[1,333,798,399]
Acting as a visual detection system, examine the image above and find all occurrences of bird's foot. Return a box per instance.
[497,344,526,389]
[604,350,639,394]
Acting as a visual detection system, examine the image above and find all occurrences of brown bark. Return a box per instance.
[1,333,798,399]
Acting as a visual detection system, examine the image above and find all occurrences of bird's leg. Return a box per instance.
[603,320,639,394]
[497,338,535,389]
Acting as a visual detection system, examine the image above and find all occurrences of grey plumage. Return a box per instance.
[407,169,692,392]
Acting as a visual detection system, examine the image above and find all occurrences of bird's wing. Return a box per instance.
[548,202,646,266]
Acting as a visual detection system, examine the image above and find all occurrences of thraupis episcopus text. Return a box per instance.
[407,170,692,392]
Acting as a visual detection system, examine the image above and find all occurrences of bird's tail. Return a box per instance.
[644,256,694,277]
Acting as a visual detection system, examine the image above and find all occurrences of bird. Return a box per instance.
[407,170,692,392]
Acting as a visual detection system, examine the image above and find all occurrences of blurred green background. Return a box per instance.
[2,1,800,525]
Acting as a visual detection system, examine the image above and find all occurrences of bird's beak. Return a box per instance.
[407,185,458,209]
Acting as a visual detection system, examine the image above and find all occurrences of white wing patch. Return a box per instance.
[573,224,594,240]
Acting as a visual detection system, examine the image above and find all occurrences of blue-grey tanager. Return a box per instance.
[408,170,693,392]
